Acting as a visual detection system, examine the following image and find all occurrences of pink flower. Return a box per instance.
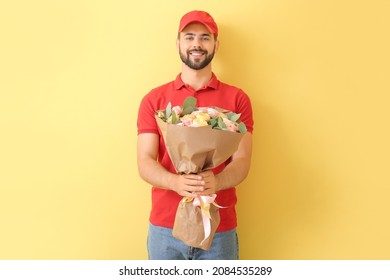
[172,106,183,116]
[180,114,195,126]
[207,108,220,118]
[196,107,208,113]
[223,118,239,132]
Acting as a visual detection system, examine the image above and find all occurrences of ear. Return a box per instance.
[215,39,220,52]
[176,38,180,52]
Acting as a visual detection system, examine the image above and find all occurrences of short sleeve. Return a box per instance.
[137,93,159,135]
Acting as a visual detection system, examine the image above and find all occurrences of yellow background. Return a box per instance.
[1,0,389,259]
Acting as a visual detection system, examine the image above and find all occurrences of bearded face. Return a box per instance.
[178,44,216,70]
[177,23,218,71]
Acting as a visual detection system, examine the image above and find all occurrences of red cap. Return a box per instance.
[178,10,218,36]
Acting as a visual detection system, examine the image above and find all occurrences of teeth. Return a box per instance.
[190,51,204,56]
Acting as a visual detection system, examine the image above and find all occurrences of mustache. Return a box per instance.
[187,48,207,54]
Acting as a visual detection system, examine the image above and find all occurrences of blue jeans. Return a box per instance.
[147,223,239,260]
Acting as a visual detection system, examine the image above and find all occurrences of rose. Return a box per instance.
[178,112,210,127]
[191,115,209,127]
[180,114,195,126]
[197,107,220,118]
[156,96,247,133]
[194,112,211,122]
[207,108,220,118]
[172,105,183,116]
[223,118,239,132]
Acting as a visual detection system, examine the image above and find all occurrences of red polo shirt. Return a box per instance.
[137,73,254,232]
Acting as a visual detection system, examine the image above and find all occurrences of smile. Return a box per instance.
[189,50,206,57]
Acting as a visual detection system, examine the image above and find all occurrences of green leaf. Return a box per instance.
[238,122,247,133]
[209,118,218,128]
[182,106,195,115]
[217,117,226,129]
[226,112,234,119]
[171,111,178,124]
[166,102,172,119]
[183,96,197,109]
[228,113,241,122]
[182,96,197,115]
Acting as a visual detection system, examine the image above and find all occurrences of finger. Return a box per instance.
[183,174,203,180]
[184,178,205,186]
[188,185,205,192]
[200,173,213,182]
[182,191,197,198]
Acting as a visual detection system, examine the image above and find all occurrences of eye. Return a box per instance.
[201,37,210,41]
[185,36,194,41]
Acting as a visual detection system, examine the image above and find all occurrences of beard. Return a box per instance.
[179,45,216,70]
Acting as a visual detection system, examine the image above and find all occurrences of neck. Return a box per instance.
[180,64,213,91]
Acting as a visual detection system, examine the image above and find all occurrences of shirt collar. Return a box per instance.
[174,73,219,90]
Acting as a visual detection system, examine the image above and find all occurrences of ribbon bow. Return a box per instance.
[182,194,223,245]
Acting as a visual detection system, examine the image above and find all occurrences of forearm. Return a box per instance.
[138,153,205,198]
[215,157,251,191]
[138,157,176,190]
[215,132,252,191]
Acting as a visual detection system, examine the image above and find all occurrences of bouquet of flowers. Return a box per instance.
[155,96,247,250]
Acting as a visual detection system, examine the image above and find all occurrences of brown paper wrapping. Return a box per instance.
[155,112,245,250]
[172,198,220,251]
[155,115,244,174]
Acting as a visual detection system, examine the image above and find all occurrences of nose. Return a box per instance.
[192,37,203,49]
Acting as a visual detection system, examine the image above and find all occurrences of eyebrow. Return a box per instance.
[184,32,211,37]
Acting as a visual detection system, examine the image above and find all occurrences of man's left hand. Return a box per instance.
[195,170,219,195]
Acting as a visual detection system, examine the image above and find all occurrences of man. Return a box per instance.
[137,10,254,260]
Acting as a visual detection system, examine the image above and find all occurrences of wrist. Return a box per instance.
[166,172,178,191]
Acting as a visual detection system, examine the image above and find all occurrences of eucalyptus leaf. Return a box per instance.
[166,102,172,119]
[226,112,235,119]
[182,106,196,115]
[209,118,218,128]
[183,96,197,109]
[238,122,247,133]
[171,111,178,124]
[229,113,241,122]
[217,117,226,129]
[182,96,197,115]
